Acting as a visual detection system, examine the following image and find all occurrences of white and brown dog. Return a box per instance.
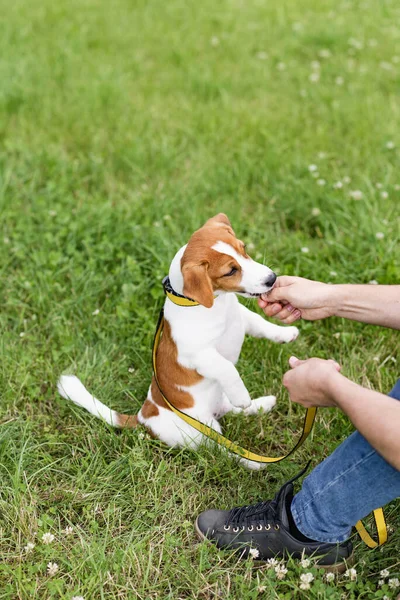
[58,214,299,469]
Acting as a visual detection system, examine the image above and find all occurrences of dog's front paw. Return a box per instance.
[244,395,276,415]
[274,326,299,344]
[230,395,252,410]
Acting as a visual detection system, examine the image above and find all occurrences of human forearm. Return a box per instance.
[260,277,400,328]
[332,285,400,329]
[328,372,400,470]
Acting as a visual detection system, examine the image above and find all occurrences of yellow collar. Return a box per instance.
[162,276,200,307]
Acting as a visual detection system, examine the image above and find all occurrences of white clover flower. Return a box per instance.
[128,367,135,373]
[345,568,357,581]
[378,579,385,586]
[153,221,161,228]
[292,22,303,32]
[388,578,399,589]
[49,210,57,217]
[376,182,383,188]
[163,214,171,221]
[247,242,255,250]
[319,49,332,58]
[3,236,10,244]
[311,60,320,70]
[92,309,100,316]
[42,533,55,545]
[311,207,321,216]
[382,596,390,600]
[317,152,327,159]
[249,548,260,559]
[299,582,310,591]
[300,558,311,568]
[369,280,379,285]
[311,171,320,178]
[72,597,85,600]
[47,562,59,577]
[333,181,343,189]
[266,558,279,568]
[325,572,335,582]
[335,76,344,85]
[19,332,25,338]
[382,219,389,225]
[381,191,389,199]
[308,164,318,172]
[309,72,320,83]
[301,247,309,253]
[386,141,395,149]
[375,232,385,239]
[138,431,145,440]
[330,271,337,277]
[348,38,363,50]
[349,190,363,200]
[275,565,288,580]
[63,526,74,536]
[343,176,351,183]
[210,36,219,46]
[24,542,35,553]
[316,178,326,186]
[300,573,314,584]
[256,51,268,60]
[277,62,286,71]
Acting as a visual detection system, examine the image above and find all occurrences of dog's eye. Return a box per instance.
[223,267,238,277]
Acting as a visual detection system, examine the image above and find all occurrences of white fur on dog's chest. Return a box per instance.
[165,293,245,369]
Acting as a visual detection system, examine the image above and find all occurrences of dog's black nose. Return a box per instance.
[264,273,277,288]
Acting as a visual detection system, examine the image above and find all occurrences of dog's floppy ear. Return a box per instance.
[182,262,214,308]
[204,213,232,228]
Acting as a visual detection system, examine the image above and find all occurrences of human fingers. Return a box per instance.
[258,300,284,316]
[278,308,302,324]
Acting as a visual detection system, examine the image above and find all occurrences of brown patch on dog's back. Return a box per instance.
[141,399,159,419]
[147,319,200,413]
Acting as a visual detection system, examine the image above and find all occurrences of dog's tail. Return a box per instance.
[57,375,138,428]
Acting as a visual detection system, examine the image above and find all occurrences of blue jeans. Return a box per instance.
[291,379,400,543]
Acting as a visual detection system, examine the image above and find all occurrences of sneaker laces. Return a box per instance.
[225,462,311,529]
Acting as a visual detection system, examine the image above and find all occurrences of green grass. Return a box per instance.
[1,0,400,597]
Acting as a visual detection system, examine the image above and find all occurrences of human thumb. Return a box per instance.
[288,356,305,369]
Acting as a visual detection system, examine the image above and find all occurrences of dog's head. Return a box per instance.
[181,214,276,308]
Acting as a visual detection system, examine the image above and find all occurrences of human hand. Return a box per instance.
[258,276,338,324]
[282,356,342,407]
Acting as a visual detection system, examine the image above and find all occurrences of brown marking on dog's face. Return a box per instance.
[181,213,250,307]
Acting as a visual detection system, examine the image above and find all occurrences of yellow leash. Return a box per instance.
[156,281,388,547]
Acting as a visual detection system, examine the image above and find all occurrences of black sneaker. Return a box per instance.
[195,466,353,573]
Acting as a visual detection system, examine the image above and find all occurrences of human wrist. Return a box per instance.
[325,284,348,318]
[324,369,345,405]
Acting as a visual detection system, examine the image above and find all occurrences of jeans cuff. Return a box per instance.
[291,496,352,544]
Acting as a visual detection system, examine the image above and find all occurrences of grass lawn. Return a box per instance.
[1,0,399,597]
